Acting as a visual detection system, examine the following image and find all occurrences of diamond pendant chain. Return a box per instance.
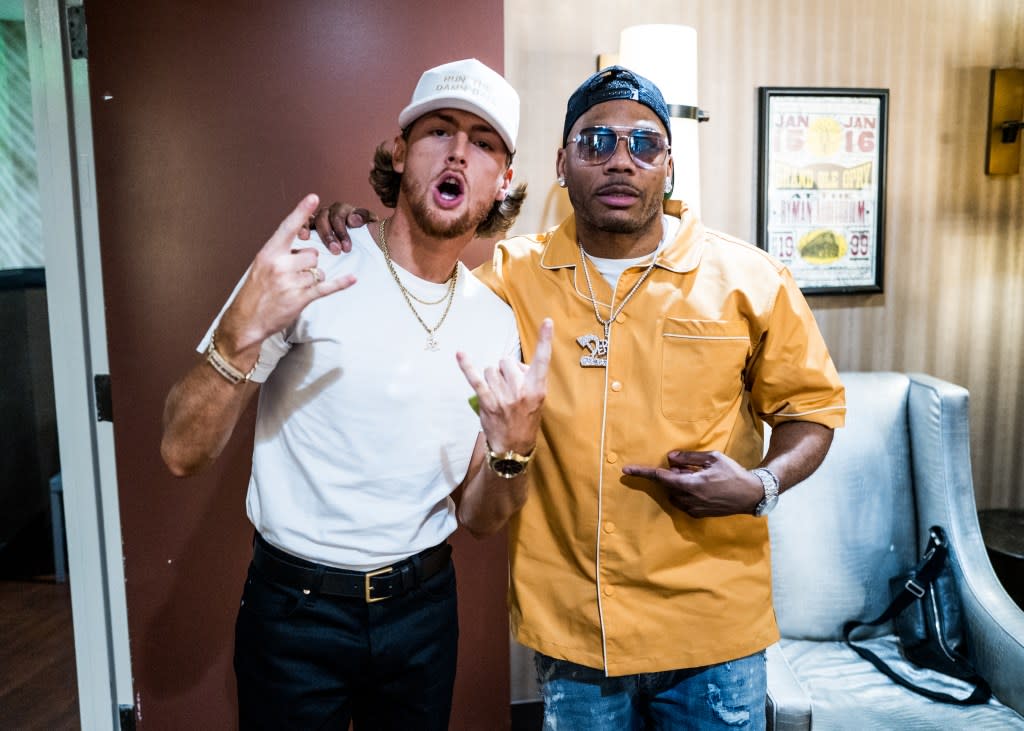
[577,243,657,367]
[378,218,458,351]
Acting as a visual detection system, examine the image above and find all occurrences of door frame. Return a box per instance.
[23,1,132,727]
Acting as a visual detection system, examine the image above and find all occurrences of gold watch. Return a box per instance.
[485,442,535,479]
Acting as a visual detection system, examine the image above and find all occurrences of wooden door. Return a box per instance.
[85,2,510,727]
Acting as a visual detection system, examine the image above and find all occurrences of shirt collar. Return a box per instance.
[538,202,706,274]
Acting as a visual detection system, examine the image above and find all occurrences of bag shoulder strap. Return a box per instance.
[843,628,992,705]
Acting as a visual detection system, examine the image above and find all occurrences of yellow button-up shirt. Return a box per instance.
[475,208,846,676]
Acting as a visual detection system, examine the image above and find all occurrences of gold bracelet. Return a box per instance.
[206,331,256,385]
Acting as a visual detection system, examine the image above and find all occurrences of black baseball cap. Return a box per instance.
[562,66,672,146]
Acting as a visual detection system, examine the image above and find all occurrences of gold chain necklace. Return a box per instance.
[576,243,658,368]
[378,218,458,351]
[402,261,457,305]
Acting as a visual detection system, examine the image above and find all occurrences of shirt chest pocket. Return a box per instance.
[660,318,751,423]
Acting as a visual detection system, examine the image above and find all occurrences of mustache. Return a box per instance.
[594,181,642,196]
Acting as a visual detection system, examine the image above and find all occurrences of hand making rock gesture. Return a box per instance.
[216,195,358,364]
[456,318,554,455]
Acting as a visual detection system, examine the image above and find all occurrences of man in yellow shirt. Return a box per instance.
[317,66,845,730]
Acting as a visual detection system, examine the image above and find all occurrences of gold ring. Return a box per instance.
[305,268,321,286]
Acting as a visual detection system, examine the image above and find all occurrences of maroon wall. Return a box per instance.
[85,2,511,728]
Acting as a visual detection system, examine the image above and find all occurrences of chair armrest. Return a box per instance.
[908,373,1024,714]
[766,642,811,731]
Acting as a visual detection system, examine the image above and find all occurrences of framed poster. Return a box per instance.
[756,88,888,294]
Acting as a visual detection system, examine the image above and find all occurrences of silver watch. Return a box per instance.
[751,467,780,516]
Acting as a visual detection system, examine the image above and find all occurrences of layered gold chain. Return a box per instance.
[378,218,458,351]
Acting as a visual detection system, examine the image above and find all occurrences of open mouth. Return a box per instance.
[437,175,464,201]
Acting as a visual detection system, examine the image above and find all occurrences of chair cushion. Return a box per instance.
[770,372,918,640]
[775,638,1024,729]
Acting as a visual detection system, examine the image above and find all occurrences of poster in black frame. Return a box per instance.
[756,87,888,295]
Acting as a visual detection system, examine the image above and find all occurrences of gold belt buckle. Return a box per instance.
[364,566,394,603]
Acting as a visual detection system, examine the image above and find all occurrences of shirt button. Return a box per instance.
[606,452,618,463]
[603,521,616,534]
[610,380,622,392]
[603,584,616,597]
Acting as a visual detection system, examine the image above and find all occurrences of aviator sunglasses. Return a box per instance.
[569,126,670,168]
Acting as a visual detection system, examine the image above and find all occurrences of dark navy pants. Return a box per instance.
[233,541,458,730]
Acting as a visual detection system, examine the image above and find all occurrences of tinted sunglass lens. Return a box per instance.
[629,133,665,164]
[580,131,617,162]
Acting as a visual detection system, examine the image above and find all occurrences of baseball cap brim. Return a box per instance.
[398,97,516,155]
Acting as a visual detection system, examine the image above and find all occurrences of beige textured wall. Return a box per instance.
[505,0,1024,511]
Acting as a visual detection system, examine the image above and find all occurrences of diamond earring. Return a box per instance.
[557,177,566,188]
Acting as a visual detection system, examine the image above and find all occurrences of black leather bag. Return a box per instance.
[843,526,992,705]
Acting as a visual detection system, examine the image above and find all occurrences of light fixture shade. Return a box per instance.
[618,24,701,215]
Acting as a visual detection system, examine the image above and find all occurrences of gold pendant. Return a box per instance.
[577,334,607,367]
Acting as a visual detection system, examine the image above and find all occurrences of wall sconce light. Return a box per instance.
[986,68,1024,175]
[601,25,708,216]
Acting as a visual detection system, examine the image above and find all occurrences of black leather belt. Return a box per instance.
[252,534,451,603]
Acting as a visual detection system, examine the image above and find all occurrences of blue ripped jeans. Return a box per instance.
[535,651,766,730]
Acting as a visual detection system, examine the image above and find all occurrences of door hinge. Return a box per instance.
[119,704,137,731]
[94,374,113,422]
[66,5,88,59]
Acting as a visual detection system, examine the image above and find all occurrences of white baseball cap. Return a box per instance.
[398,58,520,154]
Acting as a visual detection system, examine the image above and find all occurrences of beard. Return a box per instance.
[400,174,496,239]
[567,186,664,236]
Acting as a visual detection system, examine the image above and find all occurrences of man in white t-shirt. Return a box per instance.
[160,58,552,730]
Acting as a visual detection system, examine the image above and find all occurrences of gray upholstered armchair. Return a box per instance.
[766,372,1024,729]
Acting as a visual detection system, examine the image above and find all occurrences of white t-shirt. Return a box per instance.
[200,226,520,570]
